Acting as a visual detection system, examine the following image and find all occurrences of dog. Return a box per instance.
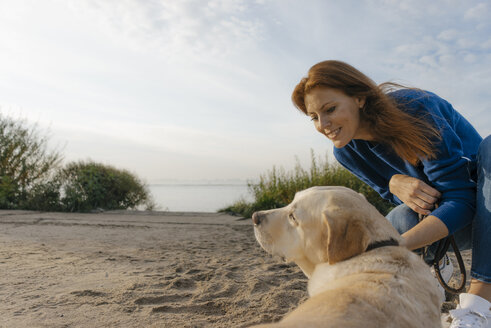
[250,186,441,328]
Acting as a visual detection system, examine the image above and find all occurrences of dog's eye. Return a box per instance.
[289,213,297,222]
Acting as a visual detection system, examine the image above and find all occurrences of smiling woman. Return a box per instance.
[292,60,441,165]
[304,88,370,148]
[291,60,490,328]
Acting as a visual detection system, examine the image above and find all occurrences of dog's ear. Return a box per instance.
[323,206,370,265]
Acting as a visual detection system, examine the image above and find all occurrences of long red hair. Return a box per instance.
[292,60,441,165]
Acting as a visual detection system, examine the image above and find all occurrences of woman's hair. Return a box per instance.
[292,60,441,165]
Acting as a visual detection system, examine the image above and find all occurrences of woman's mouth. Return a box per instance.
[325,128,341,139]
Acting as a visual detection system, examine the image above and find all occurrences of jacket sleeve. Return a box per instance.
[334,146,399,205]
[416,94,477,234]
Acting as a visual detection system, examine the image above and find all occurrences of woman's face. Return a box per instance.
[304,87,372,148]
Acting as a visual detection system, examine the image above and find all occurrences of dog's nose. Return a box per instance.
[252,212,262,225]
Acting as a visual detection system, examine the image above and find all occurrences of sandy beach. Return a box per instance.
[0,210,308,328]
[0,210,468,327]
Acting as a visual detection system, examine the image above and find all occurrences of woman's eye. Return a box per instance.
[326,106,336,113]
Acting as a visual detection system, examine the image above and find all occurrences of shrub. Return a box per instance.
[220,150,394,218]
[0,114,62,209]
[58,161,153,212]
[21,180,63,211]
[0,115,153,212]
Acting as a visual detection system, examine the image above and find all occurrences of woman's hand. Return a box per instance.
[389,174,441,215]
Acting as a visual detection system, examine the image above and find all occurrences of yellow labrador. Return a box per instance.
[251,186,441,328]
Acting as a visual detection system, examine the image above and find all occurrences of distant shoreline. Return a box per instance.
[148,183,252,213]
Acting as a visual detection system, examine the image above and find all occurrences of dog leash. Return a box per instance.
[419,207,467,294]
[431,235,467,294]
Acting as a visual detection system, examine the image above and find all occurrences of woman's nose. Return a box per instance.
[319,116,331,130]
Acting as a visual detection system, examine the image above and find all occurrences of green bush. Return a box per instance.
[220,150,394,218]
[58,161,153,212]
[21,180,63,211]
[0,114,62,209]
[0,114,153,212]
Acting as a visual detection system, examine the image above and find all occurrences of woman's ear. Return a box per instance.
[356,96,366,109]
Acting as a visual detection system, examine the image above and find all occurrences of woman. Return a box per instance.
[292,60,490,328]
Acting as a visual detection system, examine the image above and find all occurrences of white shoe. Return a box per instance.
[431,254,454,302]
[449,293,491,328]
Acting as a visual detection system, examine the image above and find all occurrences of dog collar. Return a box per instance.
[365,238,399,252]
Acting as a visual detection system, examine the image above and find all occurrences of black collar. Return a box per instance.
[366,238,399,252]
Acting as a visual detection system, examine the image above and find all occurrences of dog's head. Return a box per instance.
[252,186,401,277]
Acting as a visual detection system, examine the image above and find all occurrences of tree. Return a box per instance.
[0,114,62,208]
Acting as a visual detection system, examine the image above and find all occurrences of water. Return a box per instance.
[148,182,252,212]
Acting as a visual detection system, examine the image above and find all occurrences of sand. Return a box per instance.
[0,210,307,328]
[0,210,469,328]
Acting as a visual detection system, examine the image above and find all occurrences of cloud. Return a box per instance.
[70,0,268,60]
[437,29,459,41]
[464,2,489,20]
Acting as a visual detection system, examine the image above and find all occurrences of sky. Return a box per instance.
[1,0,490,183]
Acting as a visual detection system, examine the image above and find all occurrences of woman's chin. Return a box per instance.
[332,139,348,148]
